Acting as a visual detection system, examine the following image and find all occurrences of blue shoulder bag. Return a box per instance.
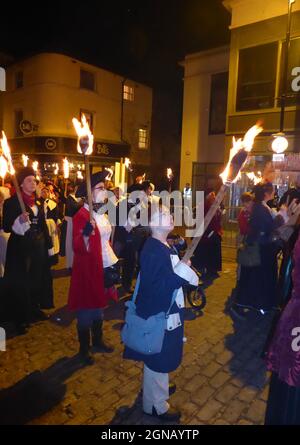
[121,274,178,355]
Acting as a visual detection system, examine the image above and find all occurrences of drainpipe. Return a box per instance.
[121,77,127,141]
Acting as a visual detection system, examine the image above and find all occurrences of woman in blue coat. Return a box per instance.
[123,205,198,421]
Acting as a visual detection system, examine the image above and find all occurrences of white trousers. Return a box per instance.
[143,364,169,415]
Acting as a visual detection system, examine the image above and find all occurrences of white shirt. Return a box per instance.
[166,253,199,331]
[83,203,118,267]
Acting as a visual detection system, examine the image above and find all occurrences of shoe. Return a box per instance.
[91,320,114,353]
[230,305,246,320]
[77,328,95,366]
[145,406,181,422]
[169,382,176,396]
[31,309,49,322]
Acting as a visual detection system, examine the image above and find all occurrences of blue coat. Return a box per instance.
[123,237,188,373]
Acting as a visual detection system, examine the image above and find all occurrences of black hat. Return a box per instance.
[16,167,36,185]
[75,170,109,197]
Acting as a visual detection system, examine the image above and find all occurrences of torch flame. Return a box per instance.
[0,155,8,179]
[54,163,59,175]
[72,114,94,156]
[246,171,262,185]
[124,158,133,172]
[22,154,29,167]
[63,158,70,179]
[32,161,39,172]
[167,168,173,179]
[105,167,114,181]
[77,171,83,180]
[220,123,263,185]
[0,131,15,175]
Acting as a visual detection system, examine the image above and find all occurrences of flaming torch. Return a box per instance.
[247,171,262,185]
[32,161,40,181]
[0,131,26,212]
[167,168,173,193]
[22,154,29,167]
[72,114,94,220]
[0,155,8,186]
[63,157,70,200]
[183,122,263,262]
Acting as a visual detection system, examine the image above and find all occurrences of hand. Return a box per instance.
[83,220,96,237]
[286,199,300,226]
[19,212,30,224]
[181,259,191,267]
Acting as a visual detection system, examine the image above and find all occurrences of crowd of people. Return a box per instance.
[1,165,300,423]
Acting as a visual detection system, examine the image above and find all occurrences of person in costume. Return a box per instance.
[68,171,118,365]
[123,205,198,421]
[2,167,54,335]
[264,230,300,425]
[59,182,83,269]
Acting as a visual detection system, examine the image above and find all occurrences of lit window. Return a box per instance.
[15,71,23,89]
[123,85,134,101]
[138,128,148,149]
[80,69,95,91]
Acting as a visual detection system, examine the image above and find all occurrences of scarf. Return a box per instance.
[21,191,36,208]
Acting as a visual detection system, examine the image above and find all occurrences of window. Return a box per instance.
[138,128,148,149]
[80,109,94,131]
[236,42,278,111]
[15,71,23,89]
[14,109,23,137]
[278,37,300,107]
[80,69,95,91]
[123,85,134,101]
[209,72,228,134]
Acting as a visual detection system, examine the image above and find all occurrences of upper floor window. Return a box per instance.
[80,69,95,91]
[15,71,23,89]
[14,109,23,137]
[279,37,300,107]
[138,128,148,149]
[123,85,134,101]
[236,42,278,111]
[209,72,228,135]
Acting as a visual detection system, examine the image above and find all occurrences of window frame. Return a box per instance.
[236,41,278,112]
[80,69,96,92]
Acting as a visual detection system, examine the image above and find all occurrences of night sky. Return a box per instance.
[0,0,230,89]
[0,0,231,182]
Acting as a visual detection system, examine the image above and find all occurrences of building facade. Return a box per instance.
[179,46,230,193]
[180,0,300,206]
[2,53,152,178]
[224,0,300,208]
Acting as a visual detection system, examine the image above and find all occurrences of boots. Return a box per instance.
[91,320,114,353]
[77,328,94,365]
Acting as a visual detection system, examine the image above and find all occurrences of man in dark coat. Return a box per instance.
[2,167,54,335]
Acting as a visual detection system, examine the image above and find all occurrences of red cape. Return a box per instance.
[68,207,107,310]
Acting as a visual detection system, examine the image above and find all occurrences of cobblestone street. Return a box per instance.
[0,247,276,425]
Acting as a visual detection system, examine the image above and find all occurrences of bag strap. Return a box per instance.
[132,273,179,316]
[132,273,141,304]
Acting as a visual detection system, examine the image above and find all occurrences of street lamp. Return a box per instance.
[272,0,296,153]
